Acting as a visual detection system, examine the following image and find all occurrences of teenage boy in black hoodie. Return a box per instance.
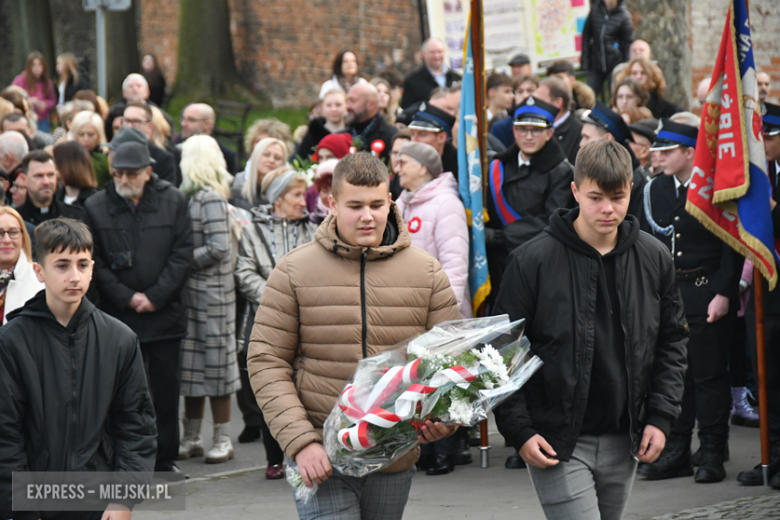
[494,141,688,520]
[0,218,157,520]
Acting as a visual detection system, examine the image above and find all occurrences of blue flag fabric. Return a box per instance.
[458,19,491,313]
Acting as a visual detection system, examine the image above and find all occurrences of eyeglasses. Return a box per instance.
[0,228,22,239]
[515,127,546,137]
[123,118,150,127]
[110,169,144,180]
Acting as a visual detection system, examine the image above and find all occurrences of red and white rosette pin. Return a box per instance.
[408,217,422,234]
[370,139,385,157]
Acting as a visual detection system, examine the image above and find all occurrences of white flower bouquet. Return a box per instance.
[287,315,542,502]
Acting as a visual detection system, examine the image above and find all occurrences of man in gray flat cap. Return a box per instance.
[85,140,193,475]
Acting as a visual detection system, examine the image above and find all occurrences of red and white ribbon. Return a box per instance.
[337,357,481,451]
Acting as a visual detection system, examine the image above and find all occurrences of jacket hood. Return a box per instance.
[546,207,639,258]
[315,202,411,261]
[250,203,311,224]
[402,172,459,205]
[494,139,569,174]
[6,289,96,331]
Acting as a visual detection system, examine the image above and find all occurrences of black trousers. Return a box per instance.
[730,316,749,387]
[586,68,611,102]
[745,312,780,445]
[237,336,284,465]
[672,313,734,443]
[140,339,182,469]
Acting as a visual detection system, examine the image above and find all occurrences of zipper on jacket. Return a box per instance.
[68,333,78,468]
[283,220,289,254]
[360,251,368,358]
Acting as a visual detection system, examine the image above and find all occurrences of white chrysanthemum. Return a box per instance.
[448,398,473,424]
[407,342,429,359]
[473,344,510,385]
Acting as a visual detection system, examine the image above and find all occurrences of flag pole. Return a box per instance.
[753,268,771,485]
[469,0,491,469]
[744,0,771,486]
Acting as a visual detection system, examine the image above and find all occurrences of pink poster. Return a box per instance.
[575,35,582,52]
[571,0,585,6]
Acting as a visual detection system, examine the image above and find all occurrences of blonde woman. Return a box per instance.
[55,53,89,106]
[234,165,318,479]
[177,135,240,464]
[371,77,398,126]
[150,105,172,149]
[295,89,347,160]
[230,137,287,211]
[69,110,110,187]
[0,207,43,325]
[615,57,683,119]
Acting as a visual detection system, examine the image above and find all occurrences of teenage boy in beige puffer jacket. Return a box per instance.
[248,152,461,520]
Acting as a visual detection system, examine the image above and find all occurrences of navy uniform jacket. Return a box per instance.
[642,173,741,315]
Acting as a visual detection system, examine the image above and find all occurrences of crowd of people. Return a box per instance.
[0,3,779,518]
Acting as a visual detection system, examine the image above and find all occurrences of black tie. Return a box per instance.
[678,185,687,199]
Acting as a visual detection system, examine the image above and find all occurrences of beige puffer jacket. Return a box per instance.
[247,204,460,471]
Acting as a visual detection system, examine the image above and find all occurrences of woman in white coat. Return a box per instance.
[0,207,44,325]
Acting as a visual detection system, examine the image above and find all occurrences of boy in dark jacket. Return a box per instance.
[494,141,688,520]
[0,218,157,520]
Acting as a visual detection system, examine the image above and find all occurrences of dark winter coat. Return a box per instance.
[485,140,575,288]
[581,0,635,74]
[84,174,194,342]
[149,141,180,187]
[54,186,98,209]
[341,114,397,162]
[647,92,684,120]
[16,198,87,227]
[295,117,332,160]
[553,112,584,166]
[0,293,157,520]
[493,209,689,461]
[62,71,91,103]
[401,65,462,109]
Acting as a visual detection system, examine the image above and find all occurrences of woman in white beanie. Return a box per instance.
[395,142,472,319]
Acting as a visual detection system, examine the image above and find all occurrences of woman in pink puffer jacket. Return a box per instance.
[395,142,472,318]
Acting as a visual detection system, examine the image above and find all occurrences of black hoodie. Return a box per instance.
[493,208,689,461]
[548,208,634,435]
[0,291,156,520]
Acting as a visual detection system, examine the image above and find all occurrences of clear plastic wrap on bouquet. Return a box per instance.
[285,316,542,501]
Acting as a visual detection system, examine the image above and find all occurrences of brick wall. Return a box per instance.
[137,0,422,107]
[136,1,778,108]
[691,0,779,101]
[137,0,180,86]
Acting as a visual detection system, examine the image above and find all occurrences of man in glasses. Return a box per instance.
[123,102,179,186]
[487,95,576,468]
[85,141,193,475]
[16,150,86,226]
[177,103,237,173]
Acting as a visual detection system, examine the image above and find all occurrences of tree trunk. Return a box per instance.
[48,0,97,91]
[106,5,141,103]
[631,0,692,110]
[7,0,56,77]
[175,0,243,98]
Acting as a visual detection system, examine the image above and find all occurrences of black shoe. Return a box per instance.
[637,438,693,480]
[416,453,434,471]
[155,463,189,479]
[771,471,780,489]
[426,454,455,476]
[694,438,727,483]
[238,425,261,443]
[738,446,780,486]
[453,430,473,465]
[505,453,526,469]
[692,442,729,466]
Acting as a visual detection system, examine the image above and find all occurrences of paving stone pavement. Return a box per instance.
[649,492,780,519]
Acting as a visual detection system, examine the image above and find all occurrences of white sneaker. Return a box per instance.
[205,423,234,464]
[177,418,204,460]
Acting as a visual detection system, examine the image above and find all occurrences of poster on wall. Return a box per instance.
[425,0,590,74]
